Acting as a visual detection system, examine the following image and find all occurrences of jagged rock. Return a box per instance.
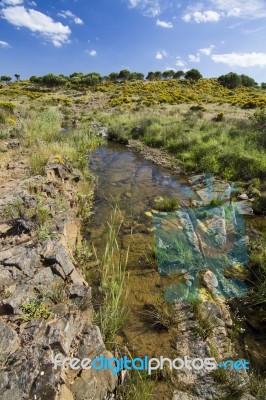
[173,391,201,400]
[44,241,75,279]
[47,314,83,355]
[0,321,19,357]
[78,325,106,359]
[69,284,91,299]
[71,351,117,400]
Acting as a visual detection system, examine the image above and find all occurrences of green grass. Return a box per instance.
[95,107,266,182]
[95,207,129,347]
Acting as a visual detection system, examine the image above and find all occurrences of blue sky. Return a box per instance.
[0,0,266,82]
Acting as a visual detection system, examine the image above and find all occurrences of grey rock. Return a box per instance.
[78,325,105,359]
[0,321,20,357]
[44,241,75,279]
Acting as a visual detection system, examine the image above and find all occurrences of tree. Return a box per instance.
[184,69,202,81]
[117,69,131,81]
[42,73,67,87]
[240,74,257,87]
[0,75,12,84]
[129,72,144,81]
[146,71,155,80]
[218,72,242,89]
[154,71,162,80]
[14,74,20,81]
[80,73,102,89]
[109,72,119,82]
[174,70,185,79]
[162,70,175,79]
[261,82,266,90]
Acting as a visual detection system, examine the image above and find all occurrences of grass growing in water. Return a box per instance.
[95,207,129,347]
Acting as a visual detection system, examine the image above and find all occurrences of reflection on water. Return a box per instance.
[89,143,195,227]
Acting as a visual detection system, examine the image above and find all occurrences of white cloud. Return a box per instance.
[1,0,23,4]
[127,0,161,17]
[210,0,266,19]
[58,10,83,25]
[156,19,173,28]
[189,53,201,62]
[86,49,97,57]
[211,52,266,67]
[199,45,215,56]
[183,10,221,23]
[1,6,71,47]
[176,57,186,67]
[156,50,168,59]
[0,40,10,47]
[183,0,266,23]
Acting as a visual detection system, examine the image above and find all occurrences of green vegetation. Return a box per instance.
[20,299,53,322]
[95,207,129,347]
[95,107,266,181]
[248,231,266,308]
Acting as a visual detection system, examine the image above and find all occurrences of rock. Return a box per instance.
[44,241,75,279]
[71,351,117,400]
[173,391,200,400]
[125,192,132,198]
[47,314,82,355]
[78,325,106,359]
[253,192,266,214]
[0,321,20,357]
[238,193,249,201]
[58,385,74,400]
[201,270,218,292]
[199,301,225,328]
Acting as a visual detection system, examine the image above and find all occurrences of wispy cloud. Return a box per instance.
[0,40,10,47]
[58,10,83,25]
[156,19,173,28]
[86,49,97,57]
[211,52,266,67]
[199,45,215,55]
[127,0,161,17]
[176,56,186,67]
[183,10,221,23]
[156,50,168,59]
[183,0,266,23]
[189,53,201,62]
[1,0,23,5]
[1,6,71,47]
[210,0,266,19]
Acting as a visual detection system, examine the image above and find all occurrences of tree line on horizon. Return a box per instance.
[1,69,265,90]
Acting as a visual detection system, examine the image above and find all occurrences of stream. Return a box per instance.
[87,142,266,399]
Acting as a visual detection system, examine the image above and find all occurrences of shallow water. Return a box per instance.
[88,142,266,397]
[88,143,197,398]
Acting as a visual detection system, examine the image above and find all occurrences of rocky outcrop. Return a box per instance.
[0,159,116,400]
